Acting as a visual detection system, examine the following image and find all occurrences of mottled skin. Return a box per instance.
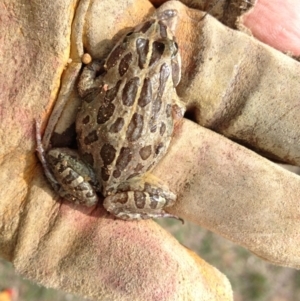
[37,10,185,220]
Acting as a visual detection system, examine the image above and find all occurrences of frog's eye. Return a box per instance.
[134,20,155,34]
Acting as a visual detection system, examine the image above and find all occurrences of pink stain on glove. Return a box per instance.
[241,0,300,56]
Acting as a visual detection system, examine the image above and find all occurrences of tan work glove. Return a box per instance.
[1,0,300,300]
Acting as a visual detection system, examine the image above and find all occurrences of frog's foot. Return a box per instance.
[103,188,183,222]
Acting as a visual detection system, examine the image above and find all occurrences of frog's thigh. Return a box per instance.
[46,148,99,207]
[103,175,178,220]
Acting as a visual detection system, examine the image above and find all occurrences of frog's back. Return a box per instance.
[76,17,184,195]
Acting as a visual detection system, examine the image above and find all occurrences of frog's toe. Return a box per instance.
[113,210,183,223]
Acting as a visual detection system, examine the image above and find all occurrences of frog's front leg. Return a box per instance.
[35,121,100,206]
[78,60,104,98]
[103,175,182,222]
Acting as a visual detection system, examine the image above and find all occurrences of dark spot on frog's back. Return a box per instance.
[116,147,132,170]
[152,97,162,117]
[134,163,144,173]
[134,191,146,209]
[101,167,110,181]
[100,143,117,165]
[119,52,133,76]
[82,115,90,124]
[112,169,121,178]
[149,41,165,66]
[149,63,170,130]
[126,113,143,141]
[160,122,166,136]
[150,124,157,133]
[97,103,115,124]
[106,45,125,69]
[97,81,121,124]
[105,80,121,102]
[135,20,155,34]
[136,38,149,69]
[158,21,167,38]
[159,64,171,93]
[122,77,140,106]
[139,145,152,160]
[138,78,152,107]
[84,130,98,145]
[109,117,125,133]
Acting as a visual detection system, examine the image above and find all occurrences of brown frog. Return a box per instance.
[36,9,185,220]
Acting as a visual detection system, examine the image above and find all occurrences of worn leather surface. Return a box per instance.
[1,0,300,300]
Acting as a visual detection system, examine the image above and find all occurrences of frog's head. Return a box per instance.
[105,11,181,87]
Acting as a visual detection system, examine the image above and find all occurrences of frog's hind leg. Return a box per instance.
[35,120,100,207]
[103,175,183,222]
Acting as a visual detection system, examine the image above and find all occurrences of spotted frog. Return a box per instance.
[36,9,185,220]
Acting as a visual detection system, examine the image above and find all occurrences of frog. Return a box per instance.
[36,9,186,221]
